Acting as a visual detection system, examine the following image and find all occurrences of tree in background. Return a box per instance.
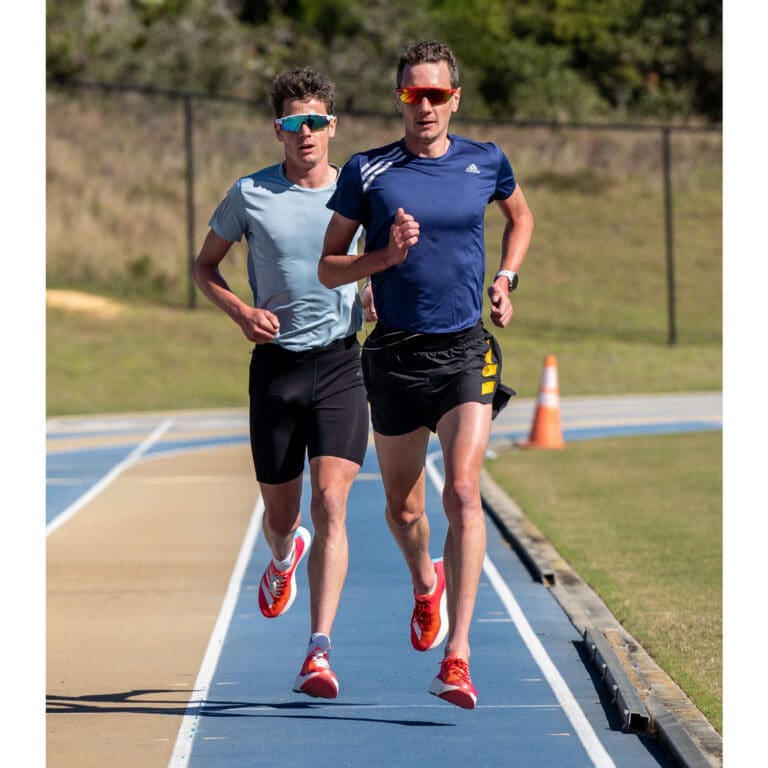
[46,0,722,122]
[552,0,721,120]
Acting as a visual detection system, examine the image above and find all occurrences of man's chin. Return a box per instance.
[412,124,440,140]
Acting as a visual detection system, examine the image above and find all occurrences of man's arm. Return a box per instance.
[193,229,279,344]
[318,209,420,288]
[487,185,534,328]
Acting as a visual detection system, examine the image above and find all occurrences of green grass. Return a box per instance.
[46,297,722,416]
[46,302,254,416]
[485,431,722,733]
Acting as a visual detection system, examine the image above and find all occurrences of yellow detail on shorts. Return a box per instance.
[481,381,495,395]
[484,346,493,363]
[482,363,498,377]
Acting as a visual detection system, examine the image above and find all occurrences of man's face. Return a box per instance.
[274,97,336,170]
[398,61,460,147]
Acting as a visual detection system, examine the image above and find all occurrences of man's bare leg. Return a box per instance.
[435,401,492,662]
[306,455,360,635]
[259,475,304,561]
[373,427,436,593]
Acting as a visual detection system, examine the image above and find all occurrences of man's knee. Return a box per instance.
[386,501,425,530]
[310,486,349,529]
[443,477,481,520]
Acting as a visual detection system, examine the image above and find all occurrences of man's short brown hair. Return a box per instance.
[269,68,336,117]
[396,41,460,88]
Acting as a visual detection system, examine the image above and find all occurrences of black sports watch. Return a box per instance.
[494,269,518,292]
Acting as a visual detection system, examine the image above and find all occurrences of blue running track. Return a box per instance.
[46,395,721,767]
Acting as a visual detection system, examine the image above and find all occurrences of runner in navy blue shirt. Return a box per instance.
[329,136,516,333]
[319,41,534,709]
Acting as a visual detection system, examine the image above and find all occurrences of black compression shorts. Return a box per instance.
[361,322,515,436]
[248,335,369,484]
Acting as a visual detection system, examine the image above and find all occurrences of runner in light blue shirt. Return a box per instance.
[194,68,368,702]
[209,162,362,351]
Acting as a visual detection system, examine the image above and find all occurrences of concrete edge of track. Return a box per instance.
[479,466,723,768]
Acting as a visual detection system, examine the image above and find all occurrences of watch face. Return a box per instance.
[508,273,518,291]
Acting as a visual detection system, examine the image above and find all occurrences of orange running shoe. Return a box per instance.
[428,654,477,709]
[258,526,311,618]
[410,558,448,651]
[292,646,339,699]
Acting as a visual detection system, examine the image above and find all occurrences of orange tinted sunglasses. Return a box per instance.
[396,87,458,105]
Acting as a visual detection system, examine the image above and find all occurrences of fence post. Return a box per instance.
[661,126,676,345]
[184,94,197,309]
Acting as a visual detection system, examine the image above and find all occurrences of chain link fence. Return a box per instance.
[47,80,722,346]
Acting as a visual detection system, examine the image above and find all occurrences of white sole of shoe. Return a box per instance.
[293,672,339,699]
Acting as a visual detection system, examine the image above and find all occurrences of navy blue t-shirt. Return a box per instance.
[328,135,516,333]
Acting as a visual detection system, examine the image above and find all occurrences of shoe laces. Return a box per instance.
[443,656,470,682]
[308,647,330,669]
[265,563,287,596]
[412,594,436,626]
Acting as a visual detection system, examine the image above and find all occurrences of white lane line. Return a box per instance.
[167,497,264,768]
[46,417,175,536]
[481,557,616,767]
[425,451,617,768]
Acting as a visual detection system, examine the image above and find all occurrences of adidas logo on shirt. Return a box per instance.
[465,163,481,174]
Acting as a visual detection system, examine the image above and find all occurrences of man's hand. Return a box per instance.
[487,282,513,328]
[385,208,419,266]
[361,281,377,322]
[239,307,280,343]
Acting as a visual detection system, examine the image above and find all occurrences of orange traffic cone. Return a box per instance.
[518,354,565,449]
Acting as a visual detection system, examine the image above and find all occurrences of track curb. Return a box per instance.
[480,466,723,768]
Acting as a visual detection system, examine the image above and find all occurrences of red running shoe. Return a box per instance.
[258,526,311,618]
[410,558,448,651]
[292,646,339,699]
[428,654,477,709]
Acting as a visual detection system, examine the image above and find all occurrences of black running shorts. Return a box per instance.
[361,322,515,436]
[248,335,369,484]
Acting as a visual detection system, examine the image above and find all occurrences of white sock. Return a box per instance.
[273,543,295,571]
[308,633,331,653]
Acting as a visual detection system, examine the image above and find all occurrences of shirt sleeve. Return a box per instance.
[492,144,517,201]
[208,180,246,243]
[326,155,367,225]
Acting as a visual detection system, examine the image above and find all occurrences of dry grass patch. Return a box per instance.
[46,289,124,319]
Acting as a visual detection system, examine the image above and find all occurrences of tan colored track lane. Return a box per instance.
[47,443,259,768]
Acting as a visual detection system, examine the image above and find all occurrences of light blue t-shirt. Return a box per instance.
[209,163,362,351]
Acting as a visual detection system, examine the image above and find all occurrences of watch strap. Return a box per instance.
[494,269,518,291]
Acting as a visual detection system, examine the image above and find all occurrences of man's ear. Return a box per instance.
[451,88,461,114]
